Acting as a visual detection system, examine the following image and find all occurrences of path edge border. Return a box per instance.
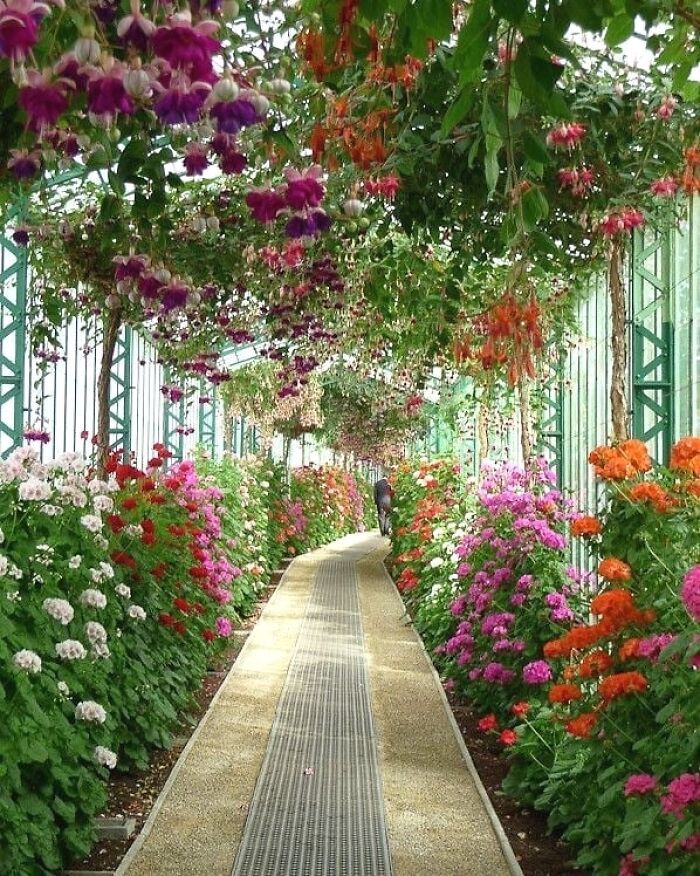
[114,559,298,876]
[373,549,525,876]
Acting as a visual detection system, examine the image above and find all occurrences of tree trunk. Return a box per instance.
[477,402,490,462]
[519,377,533,467]
[97,310,122,471]
[222,403,233,457]
[609,238,629,442]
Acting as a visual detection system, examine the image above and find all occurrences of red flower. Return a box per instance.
[511,701,530,717]
[141,518,155,534]
[189,566,207,579]
[152,563,167,579]
[107,514,126,533]
[112,550,136,570]
[500,729,517,746]
[121,497,138,511]
[173,621,187,636]
[202,629,215,642]
[149,493,166,505]
[141,477,156,492]
[173,597,190,613]
[148,457,164,468]
[159,612,174,627]
[477,714,498,732]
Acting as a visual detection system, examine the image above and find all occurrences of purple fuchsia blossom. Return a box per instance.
[160,278,190,311]
[681,565,700,621]
[7,148,40,178]
[23,428,50,443]
[151,13,220,82]
[522,660,552,684]
[87,64,135,117]
[0,0,47,61]
[183,141,209,176]
[624,774,658,797]
[284,166,325,209]
[210,97,258,133]
[661,773,700,817]
[154,78,209,124]
[116,0,155,50]
[220,148,246,174]
[246,187,286,222]
[114,254,149,281]
[12,226,29,245]
[19,69,69,131]
[285,210,331,238]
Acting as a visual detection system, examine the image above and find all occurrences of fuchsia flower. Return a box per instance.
[159,277,190,312]
[87,62,135,118]
[364,174,400,199]
[220,148,247,174]
[680,565,700,621]
[284,166,325,210]
[557,166,594,197]
[154,76,210,125]
[598,207,645,237]
[7,147,40,178]
[246,187,286,222]
[183,141,209,176]
[0,0,49,61]
[546,121,586,149]
[210,97,258,133]
[152,11,220,82]
[656,95,676,119]
[19,68,69,130]
[116,0,155,50]
[650,176,679,197]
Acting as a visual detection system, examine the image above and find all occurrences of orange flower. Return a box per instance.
[618,638,641,661]
[590,588,654,631]
[619,439,652,473]
[578,649,614,678]
[549,683,583,704]
[670,437,700,476]
[543,623,608,659]
[598,671,648,702]
[589,440,651,480]
[598,557,632,581]
[571,515,603,538]
[629,482,673,513]
[565,711,599,738]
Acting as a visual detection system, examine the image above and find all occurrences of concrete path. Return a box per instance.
[120,533,516,876]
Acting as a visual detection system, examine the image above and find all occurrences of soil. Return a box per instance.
[67,572,283,874]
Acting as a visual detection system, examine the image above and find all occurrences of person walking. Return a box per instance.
[373,475,393,536]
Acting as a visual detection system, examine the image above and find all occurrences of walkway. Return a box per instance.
[119,533,517,876]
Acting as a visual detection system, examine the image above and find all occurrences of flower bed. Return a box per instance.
[390,441,700,875]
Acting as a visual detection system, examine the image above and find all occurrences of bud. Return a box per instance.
[74,37,101,65]
[116,280,131,295]
[343,198,364,218]
[191,216,207,234]
[250,93,269,117]
[154,268,171,284]
[268,77,291,95]
[222,0,239,19]
[187,291,201,307]
[106,293,122,310]
[212,75,239,103]
[123,68,152,99]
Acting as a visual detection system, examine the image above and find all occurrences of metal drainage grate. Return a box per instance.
[231,546,392,876]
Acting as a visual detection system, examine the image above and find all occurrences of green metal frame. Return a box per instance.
[162,368,186,460]
[537,358,565,489]
[109,326,132,452]
[0,230,27,457]
[631,227,674,463]
[197,381,217,455]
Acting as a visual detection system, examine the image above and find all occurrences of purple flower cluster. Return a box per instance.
[246,166,331,239]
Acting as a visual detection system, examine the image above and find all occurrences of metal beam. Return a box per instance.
[0,230,27,457]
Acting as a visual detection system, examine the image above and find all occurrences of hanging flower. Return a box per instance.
[656,94,676,119]
[153,77,210,125]
[0,0,48,62]
[7,148,40,179]
[183,141,209,175]
[151,11,220,82]
[116,0,155,50]
[650,176,678,197]
[546,121,586,149]
[18,69,69,131]
[87,62,135,118]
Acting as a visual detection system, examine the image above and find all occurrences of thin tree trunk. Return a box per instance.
[222,403,233,457]
[478,402,490,462]
[97,310,122,471]
[519,377,533,467]
[609,238,629,442]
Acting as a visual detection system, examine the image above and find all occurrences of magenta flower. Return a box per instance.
[284,166,325,209]
[220,148,246,175]
[246,188,286,222]
[113,254,149,281]
[0,0,46,61]
[152,15,220,82]
[87,66,135,117]
[210,98,258,134]
[154,79,209,125]
[661,773,700,817]
[54,52,89,91]
[19,69,69,131]
[215,616,233,637]
[522,660,552,684]
[183,141,209,176]
[159,279,189,312]
[681,565,700,621]
[116,0,155,50]
[7,148,40,178]
[650,176,679,197]
[623,774,658,797]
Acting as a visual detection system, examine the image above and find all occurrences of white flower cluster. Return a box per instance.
[80,589,107,610]
[55,639,87,661]
[89,562,114,584]
[75,700,107,723]
[85,621,107,645]
[128,604,146,621]
[18,478,51,501]
[92,494,114,513]
[124,524,143,538]
[13,649,42,673]
[94,745,117,769]
[57,680,70,696]
[33,544,55,566]
[115,583,131,599]
[80,514,103,533]
[43,597,75,625]
[69,555,82,569]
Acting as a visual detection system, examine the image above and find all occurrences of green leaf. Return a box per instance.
[605,13,634,48]
[441,87,475,135]
[493,0,527,23]
[522,131,550,164]
[508,83,522,120]
[416,0,453,41]
[454,0,494,86]
[108,170,125,197]
[99,194,120,222]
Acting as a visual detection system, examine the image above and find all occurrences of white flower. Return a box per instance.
[6,591,20,601]
[80,514,102,533]
[57,680,70,696]
[18,478,51,501]
[94,535,109,550]
[85,621,107,644]
[433,526,445,539]
[260,480,270,489]
[0,555,8,577]
[125,524,142,537]
[99,562,114,579]
[69,555,82,569]
[115,583,131,599]
[0,527,4,543]
[93,494,113,512]
[91,643,110,659]
[75,700,107,723]
[429,557,445,569]
[13,649,42,673]
[41,503,62,516]
[81,588,107,610]
[43,597,74,625]
[128,604,146,621]
[55,639,87,661]
[7,564,22,580]
[94,745,117,769]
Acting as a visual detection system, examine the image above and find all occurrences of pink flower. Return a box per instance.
[183,141,209,176]
[546,122,586,150]
[215,616,233,637]
[87,63,135,118]
[624,774,658,797]
[661,773,700,817]
[152,13,220,82]
[0,0,47,61]
[557,166,594,197]
[19,69,69,131]
[656,95,676,119]
[598,207,645,237]
[681,565,700,621]
[619,853,649,876]
[522,660,552,684]
[650,176,678,197]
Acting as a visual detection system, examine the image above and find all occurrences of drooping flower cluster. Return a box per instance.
[246,166,332,239]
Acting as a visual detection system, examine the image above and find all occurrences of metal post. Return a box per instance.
[108,326,132,453]
[162,367,186,460]
[197,380,217,457]
[0,229,27,457]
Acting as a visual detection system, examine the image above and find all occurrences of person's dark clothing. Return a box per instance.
[374,477,391,506]
[374,477,392,535]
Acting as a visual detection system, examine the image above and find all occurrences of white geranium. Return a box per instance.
[43,597,74,625]
[91,643,110,659]
[115,583,131,599]
[7,564,22,580]
[80,589,107,610]
[18,478,51,501]
[68,555,82,569]
[94,745,117,769]
[125,524,142,537]
[80,514,102,533]
[429,557,445,569]
[13,649,42,673]
[85,621,107,644]
[433,526,445,538]
[41,503,62,516]
[57,680,70,696]
[128,604,146,621]
[75,701,107,723]
[6,591,20,601]
[99,562,114,579]
[93,494,114,512]
[55,639,87,661]
[94,535,109,550]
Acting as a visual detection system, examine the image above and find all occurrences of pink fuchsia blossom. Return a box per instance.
[151,12,220,82]
[87,63,135,118]
[661,773,700,817]
[656,95,676,119]
[246,187,286,222]
[681,565,700,621]
[116,0,155,51]
[624,774,658,797]
[546,121,586,149]
[364,174,400,200]
[598,207,645,237]
[522,660,552,684]
[184,141,209,178]
[284,166,325,210]
[215,616,233,637]
[19,69,69,131]
[557,166,594,197]
[650,176,679,197]
[0,0,48,61]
